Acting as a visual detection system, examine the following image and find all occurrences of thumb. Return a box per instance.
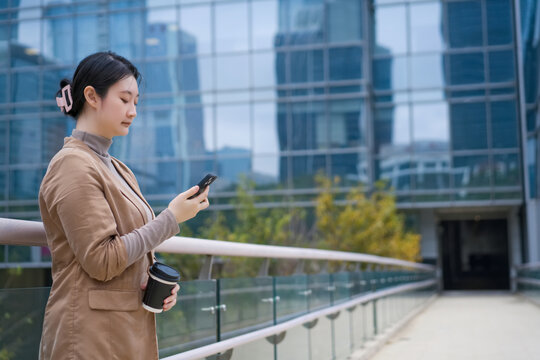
[183,185,199,199]
[140,282,147,290]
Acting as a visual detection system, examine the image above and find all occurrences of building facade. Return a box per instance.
[0,0,537,290]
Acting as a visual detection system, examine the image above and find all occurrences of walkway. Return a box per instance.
[368,293,540,360]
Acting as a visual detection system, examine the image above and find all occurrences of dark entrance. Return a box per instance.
[441,219,510,290]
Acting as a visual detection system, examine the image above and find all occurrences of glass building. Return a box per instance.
[0,0,537,290]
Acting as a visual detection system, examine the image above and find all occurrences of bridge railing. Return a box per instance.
[0,218,437,360]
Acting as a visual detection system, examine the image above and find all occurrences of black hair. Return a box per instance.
[56,51,141,119]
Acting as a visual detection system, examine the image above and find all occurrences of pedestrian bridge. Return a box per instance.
[1,218,540,360]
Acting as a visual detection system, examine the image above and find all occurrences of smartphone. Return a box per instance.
[187,173,217,200]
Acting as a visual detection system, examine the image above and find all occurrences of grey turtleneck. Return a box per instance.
[71,129,180,267]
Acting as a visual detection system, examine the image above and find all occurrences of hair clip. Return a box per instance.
[56,84,73,113]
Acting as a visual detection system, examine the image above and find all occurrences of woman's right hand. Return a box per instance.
[167,185,210,224]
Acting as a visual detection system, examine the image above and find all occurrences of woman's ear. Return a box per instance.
[83,86,100,110]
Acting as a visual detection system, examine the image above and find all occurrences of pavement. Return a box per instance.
[365,293,540,360]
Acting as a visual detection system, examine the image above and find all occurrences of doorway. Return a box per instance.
[441,219,510,290]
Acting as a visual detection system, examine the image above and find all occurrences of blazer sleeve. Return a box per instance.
[44,152,128,282]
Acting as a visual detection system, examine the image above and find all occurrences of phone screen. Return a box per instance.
[187,174,217,199]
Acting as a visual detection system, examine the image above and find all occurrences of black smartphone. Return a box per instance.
[187,174,217,199]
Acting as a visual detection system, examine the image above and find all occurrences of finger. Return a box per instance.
[194,186,210,202]
[140,283,147,290]
[172,284,180,294]
[183,185,199,199]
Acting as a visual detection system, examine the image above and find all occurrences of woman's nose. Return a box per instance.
[128,105,137,118]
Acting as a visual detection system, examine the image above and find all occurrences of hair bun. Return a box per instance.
[59,78,71,90]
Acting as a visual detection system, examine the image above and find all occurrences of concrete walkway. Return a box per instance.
[368,293,540,360]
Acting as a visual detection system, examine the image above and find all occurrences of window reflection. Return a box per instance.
[410,55,444,89]
[291,154,327,189]
[375,105,410,154]
[412,102,449,151]
[0,171,5,201]
[180,56,213,93]
[451,102,487,150]
[180,5,212,55]
[145,8,178,58]
[376,155,412,191]
[143,109,181,158]
[331,153,366,185]
[280,0,324,46]
[109,11,144,59]
[489,50,514,83]
[0,121,6,165]
[76,16,100,62]
[215,1,248,53]
[9,169,42,200]
[374,5,406,55]
[216,104,251,153]
[217,157,251,191]
[253,102,280,154]
[329,46,362,81]
[12,71,39,102]
[216,54,249,90]
[327,0,362,43]
[145,61,178,94]
[410,2,443,52]
[145,160,182,195]
[491,101,517,149]
[374,56,407,91]
[527,138,537,198]
[251,0,278,50]
[486,0,513,45]
[0,74,7,103]
[252,52,276,88]
[453,155,490,188]
[493,153,520,186]
[329,99,364,148]
[11,20,41,67]
[290,49,323,83]
[184,106,214,156]
[290,101,326,150]
[447,52,484,85]
[252,156,283,190]
[412,154,450,190]
[42,117,70,163]
[447,1,482,48]
[43,17,73,65]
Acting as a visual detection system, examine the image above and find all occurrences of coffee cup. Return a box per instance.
[142,262,180,313]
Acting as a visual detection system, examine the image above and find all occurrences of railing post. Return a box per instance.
[199,255,214,280]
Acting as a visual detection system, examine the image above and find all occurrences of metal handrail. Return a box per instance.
[0,217,434,271]
[515,262,540,271]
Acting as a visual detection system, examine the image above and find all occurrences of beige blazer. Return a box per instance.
[38,136,159,360]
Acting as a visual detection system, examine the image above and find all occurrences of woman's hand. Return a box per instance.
[140,281,180,312]
[167,186,210,224]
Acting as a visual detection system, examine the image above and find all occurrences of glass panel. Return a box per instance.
[491,100,517,149]
[11,20,41,67]
[179,159,216,192]
[275,275,309,322]
[489,50,515,83]
[216,54,249,90]
[374,5,406,55]
[183,106,215,156]
[216,157,251,190]
[0,287,50,359]
[9,168,42,200]
[275,324,309,360]
[334,309,352,360]
[252,52,277,88]
[451,102,487,150]
[329,99,364,148]
[291,155,327,188]
[412,154,450,190]
[447,1,482,48]
[493,153,520,187]
[109,11,144,59]
[329,46,362,81]
[0,171,5,201]
[308,274,331,311]
[410,2,443,52]
[327,0,362,43]
[42,117,71,162]
[290,49,323,83]
[332,272,352,304]
[284,0,324,46]
[75,16,100,61]
[145,8,178,58]
[0,74,6,102]
[453,155,490,188]
[215,1,249,53]
[251,0,278,50]
[412,102,449,150]
[331,153,367,186]
[486,0,513,45]
[252,155,285,190]
[253,102,280,154]
[144,109,181,158]
[145,160,183,195]
[230,336,274,360]
[42,67,71,103]
[145,61,178,94]
[180,56,213,92]
[310,315,333,360]
[0,121,6,165]
[219,277,274,339]
[157,280,217,356]
[291,101,326,150]
[410,55,444,89]
[527,138,536,198]
[373,56,407,91]
[216,104,250,153]
[10,118,41,164]
[376,156,412,191]
[374,105,410,154]
[12,71,39,102]
[43,16,74,66]
[180,4,212,55]
[447,53,485,85]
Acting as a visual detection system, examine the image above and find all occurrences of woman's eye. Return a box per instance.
[121,98,128,103]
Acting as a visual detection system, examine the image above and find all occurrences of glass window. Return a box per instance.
[291,154,327,189]
[329,46,362,81]
[527,138,537,198]
[180,56,213,92]
[9,168,42,200]
[491,101,518,149]
[144,61,177,94]
[453,155,490,188]
[142,109,180,158]
[0,74,7,103]
[0,121,6,165]
[14,0,40,7]
[183,106,214,156]
[376,156,412,191]
[327,0,362,43]
[43,17,73,66]
[252,155,284,190]
[290,49,323,83]
[413,154,450,190]
[11,20,41,67]
[0,171,5,201]
[253,102,280,154]
[216,54,249,90]
[451,102,487,150]
[493,153,520,187]
[412,103,449,151]
[447,1,483,48]
[251,0,278,50]
[145,8,178,58]
[489,50,515,83]
[410,55,444,89]
[331,153,367,186]
[291,101,326,150]
[42,117,70,162]
[179,159,216,191]
[486,0,513,45]
[284,0,324,46]
[216,156,251,190]
[374,5,406,55]
[180,5,212,55]
[216,104,251,153]
[252,52,277,88]
[447,52,484,85]
[329,99,364,148]
[12,71,39,102]
[109,11,144,59]
[215,1,248,53]
[410,2,443,52]
[373,56,407,91]
[75,16,100,62]
[145,160,183,195]
[374,105,410,154]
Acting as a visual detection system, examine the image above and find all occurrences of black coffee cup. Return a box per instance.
[142,262,180,313]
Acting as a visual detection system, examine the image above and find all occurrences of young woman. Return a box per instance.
[38,51,209,359]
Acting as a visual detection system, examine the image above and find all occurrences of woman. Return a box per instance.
[38,51,209,359]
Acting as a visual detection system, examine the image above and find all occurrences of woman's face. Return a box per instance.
[97,76,139,139]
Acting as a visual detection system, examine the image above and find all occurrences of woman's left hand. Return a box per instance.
[162,283,180,312]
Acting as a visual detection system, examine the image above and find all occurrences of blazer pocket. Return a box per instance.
[88,289,139,311]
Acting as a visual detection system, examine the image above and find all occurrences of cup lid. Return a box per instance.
[149,262,180,282]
